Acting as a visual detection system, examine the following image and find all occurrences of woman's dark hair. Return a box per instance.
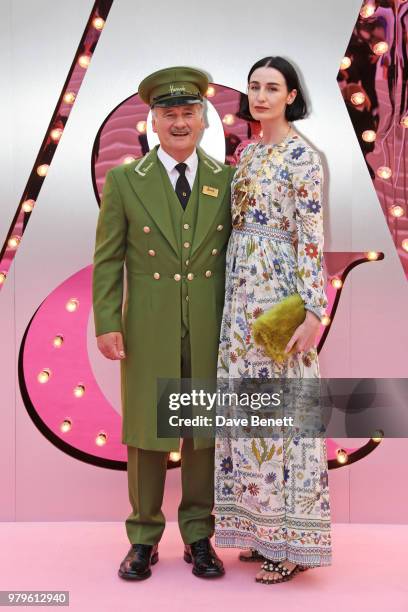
[237,56,308,122]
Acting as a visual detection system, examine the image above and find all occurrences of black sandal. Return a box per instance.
[255,560,301,584]
[239,549,265,562]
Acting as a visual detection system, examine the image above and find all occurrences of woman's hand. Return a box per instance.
[285,311,321,355]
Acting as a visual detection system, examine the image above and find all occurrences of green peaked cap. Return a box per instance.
[138,66,209,108]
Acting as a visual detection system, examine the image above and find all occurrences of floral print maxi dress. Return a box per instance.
[214,134,332,567]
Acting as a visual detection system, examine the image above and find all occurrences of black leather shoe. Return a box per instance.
[184,538,225,578]
[118,543,159,580]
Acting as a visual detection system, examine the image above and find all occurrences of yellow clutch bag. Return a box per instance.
[252,293,306,363]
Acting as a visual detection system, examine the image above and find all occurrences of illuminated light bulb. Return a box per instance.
[22,199,35,213]
[400,116,408,128]
[321,314,331,326]
[169,452,181,462]
[60,419,72,433]
[123,156,136,164]
[136,121,147,133]
[50,128,63,142]
[38,368,51,384]
[63,92,76,104]
[8,235,20,249]
[53,335,64,348]
[366,251,379,261]
[78,54,91,69]
[96,432,107,446]
[222,113,235,126]
[362,130,376,143]
[73,384,85,398]
[351,92,366,106]
[376,166,392,179]
[372,430,383,443]
[402,239,408,252]
[331,277,343,289]
[340,57,351,70]
[336,449,348,464]
[360,3,375,18]
[36,164,49,177]
[389,204,405,218]
[92,17,105,30]
[66,298,79,312]
[206,85,216,97]
[373,41,389,55]
[0,272,6,284]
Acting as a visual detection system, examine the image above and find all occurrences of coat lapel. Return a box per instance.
[124,146,178,255]
[191,147,229,256]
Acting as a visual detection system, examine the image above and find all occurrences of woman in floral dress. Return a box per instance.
[214,57,332,584]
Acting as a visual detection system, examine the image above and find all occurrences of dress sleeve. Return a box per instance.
[291,148,327,320]
[92,169,128,336]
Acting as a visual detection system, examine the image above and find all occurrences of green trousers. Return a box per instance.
[125,334,215,545]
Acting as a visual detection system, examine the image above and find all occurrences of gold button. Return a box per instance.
[183,223,190,230]
[185,259,190,266]
[186,295,189,302]
[187,273,194,281]
[143,226,151,234]
[182,192,187,197]
[205,270,212,278]
[183,241,190,249]
[211,249,218,256]
[148,249,156,257]
[174,273,181,281]
[153,272,160,280]
[216,224,223,231]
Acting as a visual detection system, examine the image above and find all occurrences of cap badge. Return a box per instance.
[169,84,186,95]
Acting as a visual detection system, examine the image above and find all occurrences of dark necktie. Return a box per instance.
[175,162,191,210]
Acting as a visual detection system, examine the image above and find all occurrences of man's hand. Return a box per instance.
[97,332,126,360]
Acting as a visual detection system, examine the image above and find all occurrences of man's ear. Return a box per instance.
[152,115,157,134]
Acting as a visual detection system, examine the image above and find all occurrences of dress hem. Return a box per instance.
[214,533,332,567]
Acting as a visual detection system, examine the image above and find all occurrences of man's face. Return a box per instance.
[152,103,205,158]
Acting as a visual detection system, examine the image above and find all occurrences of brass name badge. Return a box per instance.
[202,185,219,197]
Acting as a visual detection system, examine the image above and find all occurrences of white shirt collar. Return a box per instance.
[157,146,198,174]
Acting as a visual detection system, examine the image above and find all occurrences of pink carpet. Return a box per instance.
[0,522,406,611]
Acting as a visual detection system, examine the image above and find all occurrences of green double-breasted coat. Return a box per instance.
[92,145,234,451]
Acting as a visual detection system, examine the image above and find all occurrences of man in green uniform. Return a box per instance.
[92,66,234,580]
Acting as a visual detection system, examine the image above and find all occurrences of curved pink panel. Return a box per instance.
[20,265,125,466]
[91,83,251,202]
[19,253,383,468]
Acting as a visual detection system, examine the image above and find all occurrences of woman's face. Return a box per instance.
[247,66,297,123]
